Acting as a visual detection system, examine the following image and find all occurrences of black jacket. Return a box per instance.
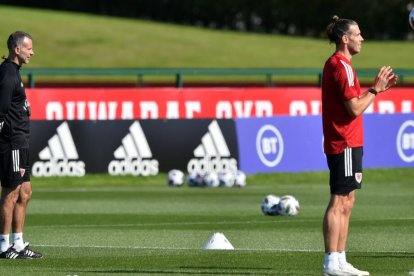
[0,59,30,150]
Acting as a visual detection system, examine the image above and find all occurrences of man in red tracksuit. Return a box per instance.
[321,16,397,276]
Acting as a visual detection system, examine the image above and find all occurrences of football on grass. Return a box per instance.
[219,171,235,188]
[167,169,184,187]
[234,170,247,187]
[277,195,300,216]
[261,194,280,216]
[203,172,220,188]
[187,171,205,187]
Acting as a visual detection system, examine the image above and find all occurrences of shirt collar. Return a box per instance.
[3,58,22,70]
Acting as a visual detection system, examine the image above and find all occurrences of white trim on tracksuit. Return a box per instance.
[12,149,20,172]
[344,146,353,177]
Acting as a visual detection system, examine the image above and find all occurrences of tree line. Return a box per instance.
[4,0,413,40]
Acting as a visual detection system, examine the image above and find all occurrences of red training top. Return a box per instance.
[322,52,363,154]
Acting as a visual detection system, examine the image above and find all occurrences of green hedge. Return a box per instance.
[2,0,412,39]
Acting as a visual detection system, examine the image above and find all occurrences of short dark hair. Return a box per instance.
[326,15,357,45]
[7,31,32,51]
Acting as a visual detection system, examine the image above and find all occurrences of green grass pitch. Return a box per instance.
[0,168,412,275]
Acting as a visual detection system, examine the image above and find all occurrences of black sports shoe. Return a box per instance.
[16,243,43,259]
[0,246,29,259]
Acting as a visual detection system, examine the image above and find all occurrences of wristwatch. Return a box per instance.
[368,88,378,96]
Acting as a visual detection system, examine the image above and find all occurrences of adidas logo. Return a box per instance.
[108,121,159,176]
[187,120,237,174]
[32,122,85,177]
[193,120,231,158]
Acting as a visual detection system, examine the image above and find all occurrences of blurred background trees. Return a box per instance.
[2,0,413,39]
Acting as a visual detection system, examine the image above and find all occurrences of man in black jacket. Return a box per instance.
[0,31,42,259]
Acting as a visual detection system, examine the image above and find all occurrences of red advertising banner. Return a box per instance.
[26,87,414,120]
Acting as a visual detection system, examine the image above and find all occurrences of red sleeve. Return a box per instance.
[335,61,359,101]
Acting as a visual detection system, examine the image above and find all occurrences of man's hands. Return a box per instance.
[372,66,398,93]
[345,66,397,118]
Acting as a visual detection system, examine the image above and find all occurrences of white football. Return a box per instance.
[187,171,205,187]
[167,169,184,187]
[410,8,414,29]
[261,194,280,216]
[277,195,300,216]
[234,170,247,187]
[203,172,220,188]
[219,171,235,188]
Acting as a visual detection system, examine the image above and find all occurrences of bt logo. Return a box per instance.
[256,124,284,167]
[396,120,414,163]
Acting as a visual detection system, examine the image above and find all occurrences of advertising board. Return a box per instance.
[30,120,238,176]
[27,87,414,120]
[235,114,414,174]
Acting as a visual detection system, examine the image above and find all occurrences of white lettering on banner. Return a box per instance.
[87,102,97,120]
[32,160,85,177]
[84,101,119,120]
[29,87,414,119]
[108,102,118,119]
[77,102,86,119]
[46,102,63,120]
[140,101,202,119]
[187,158,238,174]
[310,100,321,115]
[403,134,414,150]
[290,101,307,116]
[46,101,132,120]
[262,137,278,154]
[185,101,201,118]
[290,101,321,116]
[166,101,179,119]
[42,98,413,119]
[402,101,412,113]
[216,101,232,118]
[216,101,273,118]
[378,101,395,114]
[289,100,412,115]
[234,101,253,117]
[140,101,158,119]
[255,101,273,117]
[377,100,413,114]
[121,102,134,119]
[108,159,159,176]
[66,102,75,120]
[45,101,204,120]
